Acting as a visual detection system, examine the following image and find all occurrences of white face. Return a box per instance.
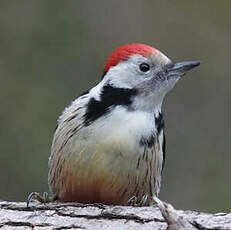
[102,52,180,112]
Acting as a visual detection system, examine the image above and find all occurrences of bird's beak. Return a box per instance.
[167,61,200,77]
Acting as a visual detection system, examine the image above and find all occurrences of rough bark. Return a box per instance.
[0,199,231,230]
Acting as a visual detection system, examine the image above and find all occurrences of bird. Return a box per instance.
[48,43,200,206]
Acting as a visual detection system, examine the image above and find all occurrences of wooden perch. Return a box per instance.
[0,199,231,229]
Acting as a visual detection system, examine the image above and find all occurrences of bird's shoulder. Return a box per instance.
[51,92,91,154]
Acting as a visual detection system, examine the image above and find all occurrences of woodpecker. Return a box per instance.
[48,44,200,206]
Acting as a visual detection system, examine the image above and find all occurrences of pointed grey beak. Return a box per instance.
[167,61,200,76]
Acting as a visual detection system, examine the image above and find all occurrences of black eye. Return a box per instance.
[139,63,150,72]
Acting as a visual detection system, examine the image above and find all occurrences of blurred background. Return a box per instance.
[0,0,230,212]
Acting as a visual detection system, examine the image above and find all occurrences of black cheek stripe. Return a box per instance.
[84,84,137,125]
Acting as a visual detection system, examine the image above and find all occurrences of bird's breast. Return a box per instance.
[49,107,163,205]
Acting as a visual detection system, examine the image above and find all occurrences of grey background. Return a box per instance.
[1,0,230,212]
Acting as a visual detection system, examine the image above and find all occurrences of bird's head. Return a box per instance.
[95,44,200,112]
[86,43,200,126]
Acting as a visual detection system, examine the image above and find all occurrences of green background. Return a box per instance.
[1,0,231,212]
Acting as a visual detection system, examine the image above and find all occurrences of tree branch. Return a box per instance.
[0,200,230,229]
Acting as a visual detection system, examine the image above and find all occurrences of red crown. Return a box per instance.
[104,44,157,73]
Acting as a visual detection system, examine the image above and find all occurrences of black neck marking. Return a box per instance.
[139,112,164,148]
[162,133,166,171]
[155,112,164,135]
[84,84,137,126]
[155,112,166,171]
